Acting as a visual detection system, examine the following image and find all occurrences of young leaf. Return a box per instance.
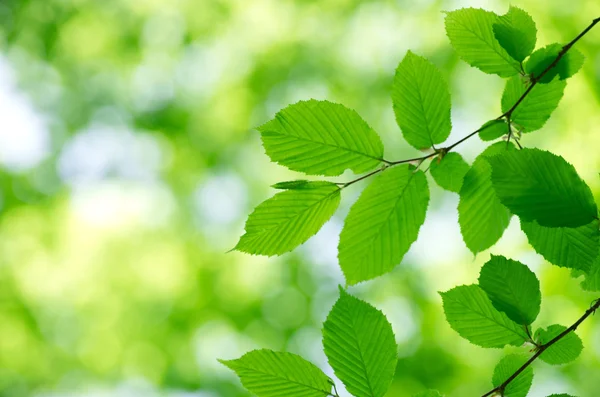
[235,182,341,255]
[219,349,332,397]
[492,354,534,397]
[478,255,541,325]
[488,148,598,228]
[444,8,520,77]
[501,76,566,132]
[338,165,429,285]
[535,325,583,365]
[479,119,508,141]
[493,6,537,62]
[392,51,452,149]
[430,152,470,193]
[458,142,515,254]
[525,43,585,83]
[322,288,397,397]
[258,100,384,176]
[413,391,443,397]
[440,284,528,348]
[521,219,600,273]
[271,180,312,190]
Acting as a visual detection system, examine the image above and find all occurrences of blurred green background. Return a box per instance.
[0,0,599,396]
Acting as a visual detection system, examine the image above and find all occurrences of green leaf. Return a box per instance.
[322,288,397,397]
[547,394,577,397]
[458,142,515,254]
[521,219,600,273]
[235,182,341,255]
[219,349,332,397]
[479,119,508,141]
[444,8,520,77]
[430,152,470,193]
[271,180,312,189]
[478,255,541,325]
[488,148,598,228]
[413,391,443,397]
[258,100,384,176]
[525,44,585,83]
[535,325,583,365]
[492,354,534,397]
[440,284,528,348]
[501,76,566,132]
[338,165,429,285]
[392,51,452,149]
[580,257,600,291]
[493,6,537,62]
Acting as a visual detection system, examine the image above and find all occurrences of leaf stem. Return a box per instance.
[480,298,600,397]
[339,15,599,188]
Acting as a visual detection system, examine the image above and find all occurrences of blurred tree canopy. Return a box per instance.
[0,0,599,396]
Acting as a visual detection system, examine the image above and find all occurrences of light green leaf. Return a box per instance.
[338,165,429,285]
[430,152,470,193]
[258,100,384,176]
[521,219,599,272]
[445,8,520,77]
[501,76,566,132]
[458,142,515,254]
[492,354,534,397]
[413,391,443,397]
[479,119,508,141]
[440,284,528,348]
[322,288,397,397]
[235,182,341,255]
[478,255,541,325]
[219,349,332,397]
[488,148,598,228]
[392,51,452,149]
[493,6,537,62]
[525,44,585,83]
[535,325,583,365]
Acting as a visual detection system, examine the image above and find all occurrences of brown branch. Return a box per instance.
[480,299,600,397]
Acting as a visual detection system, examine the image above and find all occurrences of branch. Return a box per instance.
[341,16,600,188]
[480,299,600,397]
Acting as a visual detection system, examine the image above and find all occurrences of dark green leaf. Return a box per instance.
[488,148,598,228]
[525,44,585,83]
[258,100,384,176]
[392,51,452,149]
[430,152,470,193]
[235,182,341,255]
[501,76,566,132]
[445,8,520,77]
[492,354,534,397]
[479,119,508,141]
[493,6,537,62]
[458,142,515,254]
[338,165,429,285]
[440,284,528,348]
[535,325,583,365]
[323,288,397,397]
[478,255,541,325]
[219,349,332,397]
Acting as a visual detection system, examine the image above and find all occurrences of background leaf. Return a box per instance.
[492,354,534,397]
[458,142,515,254]
[258,100,384,176]
[219,349,332,397]
[430,152,469,193]
[440,284,528,348]
[525,44,585,83]
[392,51,452,149]
[235,182,341,255]
[478,255,541,325]
[535,325,583,365]
[501,76,566,132]
[322,289,397,397]
[521,219,599,272]
[445,8,520,77]
[338,165,429,285]
[488,148,598,228]
[493,6,537,62]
